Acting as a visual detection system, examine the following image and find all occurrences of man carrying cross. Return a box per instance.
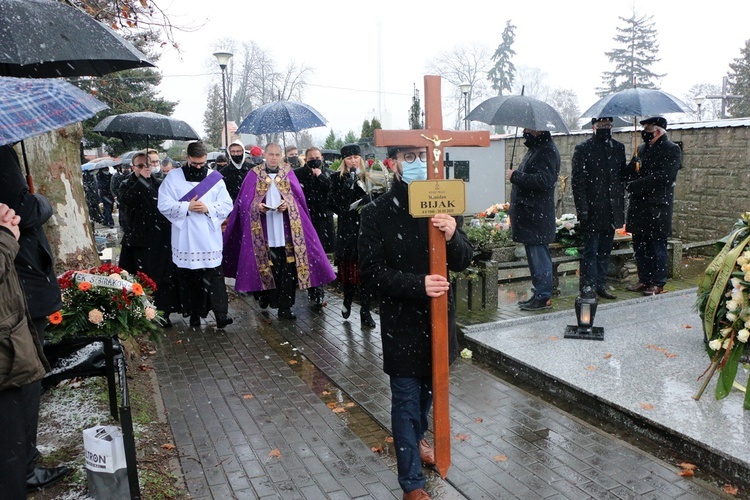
[359,75,486,500]
[358,145,473,499]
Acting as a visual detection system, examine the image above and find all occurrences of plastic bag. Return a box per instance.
[83,425,130,499]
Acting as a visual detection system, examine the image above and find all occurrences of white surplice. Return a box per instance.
[158,168,233,270]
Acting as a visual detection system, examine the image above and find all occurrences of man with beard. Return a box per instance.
[158,141,234,328]
[623,116,682,296]
[571,117,626,299]
[218,139,252,202]
[294,146,335,309]
[223,143,335,320]
[506,129,560,311]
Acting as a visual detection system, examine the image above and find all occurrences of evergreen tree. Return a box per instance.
[597,12,664,96]
[361,119,372,139]
[202,84,224,148]
[344,130,358,144]
[371,118,382,131]
[323,129,337,149]
[409,87,423,129]
[76,32,177,155]
[487,20,516,96]
[728,39,750,118]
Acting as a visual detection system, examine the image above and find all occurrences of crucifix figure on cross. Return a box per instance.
[366,75,489,487]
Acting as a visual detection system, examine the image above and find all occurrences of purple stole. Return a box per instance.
[178,169,223,201]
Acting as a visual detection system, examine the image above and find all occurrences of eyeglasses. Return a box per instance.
[133,163,149,168]
[402,152,427,162]
[188,161,207,168]
[149,160,160,165]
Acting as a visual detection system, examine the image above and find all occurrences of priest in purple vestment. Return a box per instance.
[223,143,336,320]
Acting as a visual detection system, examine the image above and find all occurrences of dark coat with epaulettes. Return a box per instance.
[623,134,682,240]
[571,135,627,231]
[508,132,560,244]
[358,179,474,378]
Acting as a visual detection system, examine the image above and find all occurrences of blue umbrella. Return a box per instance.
[237,101,327,135]
[0,76,108,146]
[580,88,690,118]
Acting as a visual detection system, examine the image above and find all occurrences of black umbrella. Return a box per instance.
[0,0,154,78]
[580,88,690,119]
[237,101,327,135]
[466,95,570,134]
[93,112,200,146]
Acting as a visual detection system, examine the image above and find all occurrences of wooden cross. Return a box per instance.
[374,75,489,478]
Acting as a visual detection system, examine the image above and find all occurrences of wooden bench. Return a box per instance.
[492,238,686,291]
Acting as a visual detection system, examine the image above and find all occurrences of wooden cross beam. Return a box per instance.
[374,75,489,478]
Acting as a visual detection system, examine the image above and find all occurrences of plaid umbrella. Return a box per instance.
[0,76,107,146]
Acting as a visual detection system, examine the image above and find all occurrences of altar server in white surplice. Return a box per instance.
[158,141,234,329]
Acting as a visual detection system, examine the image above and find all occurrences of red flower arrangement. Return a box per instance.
[46,264,163,343]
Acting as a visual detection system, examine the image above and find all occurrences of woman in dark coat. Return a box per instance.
[328,144,380,327]
[118,152,179,323]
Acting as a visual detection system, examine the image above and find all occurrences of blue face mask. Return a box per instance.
[401,158,427,184]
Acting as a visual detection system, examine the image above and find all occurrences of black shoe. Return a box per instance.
[161,316,173,328]
[361,310,376,328]
[216,314,233,329]
[259,295,270,309]
[517,296,534,306]
[519,297,552,311]
[189,315,201,327]
[27,466,71,492]
[596,287,617,300]
[278,308,297,320]
[341,302,352,319]
[311,296,323,310]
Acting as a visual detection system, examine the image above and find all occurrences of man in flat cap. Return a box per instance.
[571,117,627,299]
[624,116,682,295]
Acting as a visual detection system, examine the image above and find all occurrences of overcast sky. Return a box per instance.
[155,0,750,144]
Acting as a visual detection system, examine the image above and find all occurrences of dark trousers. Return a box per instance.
[260,247,297,310]
[0,385,30,499]
[307,285,325,302]
[177,266,228,318]
[632,233,668,287]
[524,244,553,300]
[390,376,432,493]
[580,229,615,289]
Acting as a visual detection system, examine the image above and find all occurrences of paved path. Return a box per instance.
[154,288,725,499]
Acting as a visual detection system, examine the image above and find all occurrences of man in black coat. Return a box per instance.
[0,145,70,492]
[218,139,252,202]
[359,146,473,499]
[506,129,560,310]
[294,146,334,309]
[624,116,682,295]
[571,117,626,299]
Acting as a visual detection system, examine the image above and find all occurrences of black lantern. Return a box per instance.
[564,286,604,340]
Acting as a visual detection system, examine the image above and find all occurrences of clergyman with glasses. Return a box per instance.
[158,141,234,329]
[571,117,627,300]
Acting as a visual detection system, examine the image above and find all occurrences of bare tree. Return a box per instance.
[513,66,550,100]
[548,88,581,131]
[425,42,493,129]
[684,83,723,121]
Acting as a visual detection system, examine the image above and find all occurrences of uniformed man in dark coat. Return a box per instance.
[294,146,335,309]
[571,117,626,299]
[506,129,560,310]
[359,145,473,499]
[624,116,682,295]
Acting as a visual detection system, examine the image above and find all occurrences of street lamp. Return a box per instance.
[694,96,705,121]
[213,51,233,151]
[460,82,471,130]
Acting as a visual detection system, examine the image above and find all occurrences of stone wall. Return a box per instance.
[504,122,750,243]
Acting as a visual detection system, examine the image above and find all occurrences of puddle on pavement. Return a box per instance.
[252,319,452,497]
